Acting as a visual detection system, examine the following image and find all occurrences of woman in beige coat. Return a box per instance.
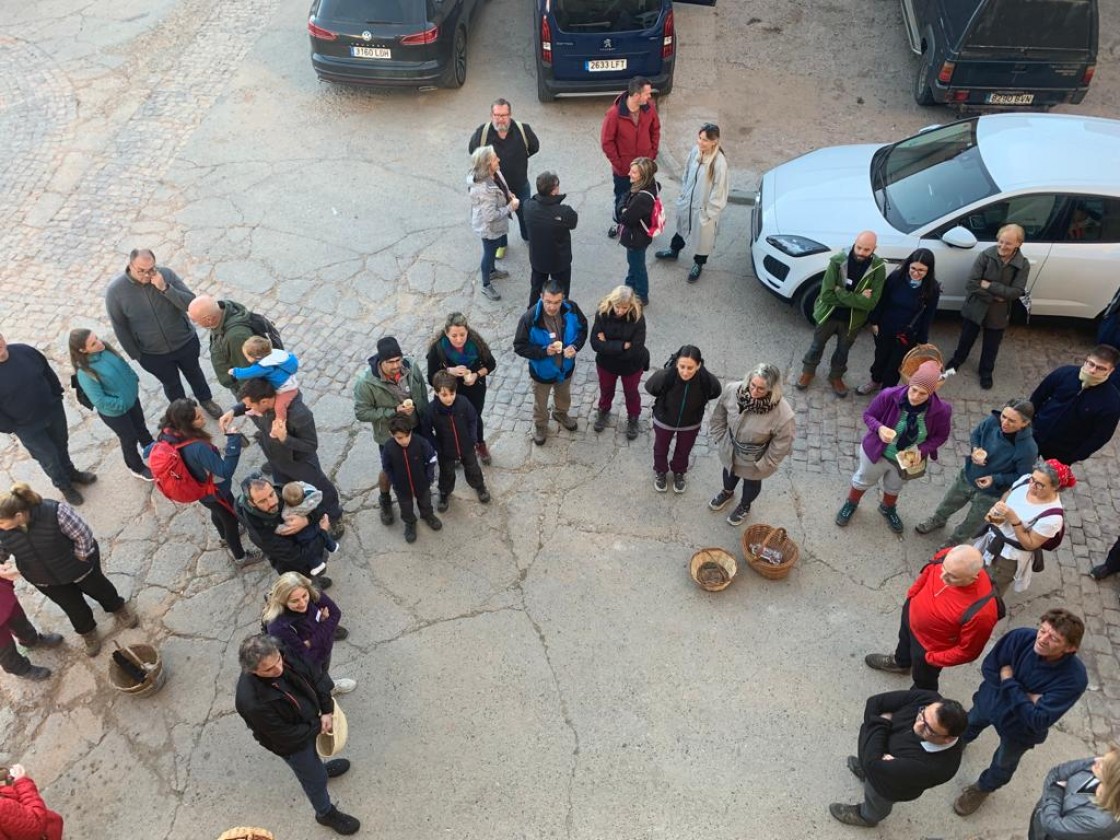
[655,123,730,283]
[708,363,796,526]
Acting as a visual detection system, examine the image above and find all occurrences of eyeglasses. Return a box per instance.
[131,266,157,277]
[1028,477,1050,490]
[916,706,946,739]
[908,264,929,276]
[1084,358,1113,372]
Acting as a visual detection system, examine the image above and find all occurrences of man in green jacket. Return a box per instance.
[353,336,430,525]
[796,231,886,398]
[188,295,256,394]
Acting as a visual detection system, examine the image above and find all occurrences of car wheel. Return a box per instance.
[914,56,935,106]
[440,27,468,88]
[536,70,555,103]
[658,72,673,98]
[797,276,822,324]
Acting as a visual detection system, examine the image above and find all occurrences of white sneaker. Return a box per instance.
[331,678,357,695]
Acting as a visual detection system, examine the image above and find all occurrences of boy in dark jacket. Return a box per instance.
[421,372,491,513]
[830,689,968,827]
[381,416,442,543]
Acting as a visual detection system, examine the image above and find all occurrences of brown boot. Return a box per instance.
[829,377,849,398]
[113,602,140,630]
[81,629,102,657]
[795,372,814,391]
[953,783,990,816]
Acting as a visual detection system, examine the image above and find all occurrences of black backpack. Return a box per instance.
[247,311,283,350]
[927,548,1007,623]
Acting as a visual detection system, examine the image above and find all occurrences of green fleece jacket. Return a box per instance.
[353,356,429,445]
[812,249,887,331]
[209,300,256,389]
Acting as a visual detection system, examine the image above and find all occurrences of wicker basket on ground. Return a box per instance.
[689,547,738,592]
[741,524,800,580]
[217,830,274,840]
[899,344,944,386]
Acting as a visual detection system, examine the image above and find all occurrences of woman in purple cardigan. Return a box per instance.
[835,360,952,533]
[263,572,355,695]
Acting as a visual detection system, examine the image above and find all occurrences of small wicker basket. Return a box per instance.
[689,547,738,592]
[899,344,944,387]
[741,524,800,580]
[217,829,275,840]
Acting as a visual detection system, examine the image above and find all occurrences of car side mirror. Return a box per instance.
[942,226,978,249]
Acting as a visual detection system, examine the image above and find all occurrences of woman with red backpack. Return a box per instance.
[616,156,660,307]
[148,399,260,564]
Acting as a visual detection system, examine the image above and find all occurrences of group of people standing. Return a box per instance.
[466,80,729,309]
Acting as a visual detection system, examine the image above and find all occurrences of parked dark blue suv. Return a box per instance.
[533,0,713,103]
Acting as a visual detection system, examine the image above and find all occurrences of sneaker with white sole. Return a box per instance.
[129,467,155,481]
[708,489,734,511]
[654,472,668,492]
[726,503,750,526]
[481,283,502,301]
[331,677,357,695]
[672,473,686,493]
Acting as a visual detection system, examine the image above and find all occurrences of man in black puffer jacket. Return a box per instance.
[235,634,359,835]
[235,475,332,587]
[524,171,578,307]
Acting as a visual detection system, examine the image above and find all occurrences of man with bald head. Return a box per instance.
[796,231,886,397]
[865,545,1000,691]
[187,295,257,394]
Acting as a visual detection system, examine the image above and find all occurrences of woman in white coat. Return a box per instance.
[655,123,729,283]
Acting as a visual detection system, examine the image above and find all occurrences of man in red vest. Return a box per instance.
[865,545,1000,691]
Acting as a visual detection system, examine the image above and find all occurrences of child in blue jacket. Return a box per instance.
[381,415,442,544]
[230,336,300,432]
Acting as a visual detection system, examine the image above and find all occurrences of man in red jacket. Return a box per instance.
[865,545,1000,691]
[600,77,660,238]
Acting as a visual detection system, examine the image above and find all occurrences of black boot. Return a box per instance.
[379,493,394,526]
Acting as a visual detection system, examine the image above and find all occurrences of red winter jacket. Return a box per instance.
[0,777,64,840]
[600,93,661,177]
[906,553,999,668]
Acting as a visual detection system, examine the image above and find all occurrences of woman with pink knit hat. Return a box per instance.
[835,360,952,533]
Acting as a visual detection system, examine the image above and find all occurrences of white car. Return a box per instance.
[750,113,1120,322]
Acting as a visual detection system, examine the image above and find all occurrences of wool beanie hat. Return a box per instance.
[909,360,941,393]
[377,336,402,360]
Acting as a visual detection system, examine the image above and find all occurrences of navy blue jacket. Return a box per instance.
[381,434,437,498]
[1030,366,1120,463]
[420,396,479,460]
[868,268,939,342]
[962,411,1038,496]
[972,627,1087,746]
[0,344,63,432]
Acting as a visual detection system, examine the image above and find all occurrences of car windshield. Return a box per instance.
[551,0,662,32]
[968,0,1094,51]
[320,0,426,24]
[871,119,999,233]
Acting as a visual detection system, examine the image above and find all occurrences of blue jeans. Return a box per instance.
[480,237,502,286]
[15,400,77,489]
[512,181,531,240]
[964,704,1034,791]
[625,246,649,301]
[282,740,332,816]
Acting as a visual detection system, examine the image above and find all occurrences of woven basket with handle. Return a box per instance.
[899,344,944,386]
[741,524,799,580]
[689,547,738,592]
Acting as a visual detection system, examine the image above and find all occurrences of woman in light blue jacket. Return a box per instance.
[1030,752,1120,840]
[468,144,519,302]
[69,328,154,480]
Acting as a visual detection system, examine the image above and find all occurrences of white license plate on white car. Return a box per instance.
[351,46,391,59]
[987,92,1034,105]
[586,59,627,72]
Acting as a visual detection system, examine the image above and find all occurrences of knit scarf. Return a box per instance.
[736,388,773,415]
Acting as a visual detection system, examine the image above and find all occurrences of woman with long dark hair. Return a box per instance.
[152,399,259,564]
[857,248,941,396]
[644,345,722,494]
[426,312,498,464]
[68,328,155,481]
[616,156,660,306]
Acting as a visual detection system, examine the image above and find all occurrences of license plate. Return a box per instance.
[586,59,627,72]
[987,92,1034,105]
[351,46,391,59]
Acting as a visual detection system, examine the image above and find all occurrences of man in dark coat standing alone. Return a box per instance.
[235,634,359,835]
[830,689,968,827]
[524,170,578,307]
[1029,344,1120,465]
[0,334,96,506]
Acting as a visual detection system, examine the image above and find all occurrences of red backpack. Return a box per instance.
[149,433,225,509]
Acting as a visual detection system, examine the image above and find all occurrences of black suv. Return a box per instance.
[903,0,1098,109]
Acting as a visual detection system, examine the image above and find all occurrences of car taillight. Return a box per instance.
[540,17,552,65]
[1082,64,1096,85]
[937,61,955,84]
[308,17,337,40]
[661,9,674,59]
[401,24,439,45]
[950,90,970,102]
